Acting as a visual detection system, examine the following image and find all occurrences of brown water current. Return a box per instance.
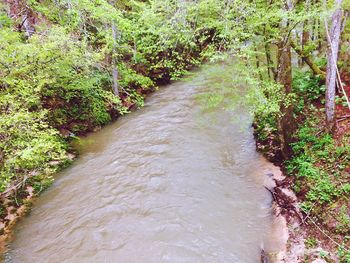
[6,64,285,263]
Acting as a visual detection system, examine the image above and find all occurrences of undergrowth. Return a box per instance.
[255,69,350,261]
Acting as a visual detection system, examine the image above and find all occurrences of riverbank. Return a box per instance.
[0,41,212,258]
[0,66,204,253]
[254,71,350,262]
[4,63,285,262]
[1,0,231,249]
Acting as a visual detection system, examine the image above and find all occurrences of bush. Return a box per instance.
[0,109,68,192]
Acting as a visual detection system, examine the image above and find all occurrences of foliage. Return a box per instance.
[0,0,349,259]
[292,71,325,107]
[0,0,231,199]
[255,64,350,258]
[0,1,179,197]
[0,109,69,193]
[287,115,350,206]
[338,237,350,263]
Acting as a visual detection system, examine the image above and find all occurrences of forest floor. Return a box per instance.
[255,73,350,262]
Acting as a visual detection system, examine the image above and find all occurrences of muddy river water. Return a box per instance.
[6,64,285,263]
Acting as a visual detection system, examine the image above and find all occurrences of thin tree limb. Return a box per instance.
[290,40,326,80]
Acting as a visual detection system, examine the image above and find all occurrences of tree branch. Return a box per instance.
[290,40,326,80]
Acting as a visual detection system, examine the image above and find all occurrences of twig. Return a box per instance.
[307,216,348,251]
[299,206,350,253]
[0,175,29,198]
[315,128,325,136]
[300,202,317,226]
[265,186,277,201]
[336,115,350,122]
[337,114,350,119]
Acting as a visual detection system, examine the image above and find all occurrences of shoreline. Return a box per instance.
[261,159,301,263]
[256,134,347,263]
[0,65,203,257]
[0,90,293,262]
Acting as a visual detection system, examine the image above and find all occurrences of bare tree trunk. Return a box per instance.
[276,0,295,159]
[277,39,294,159]
[341,11,349,63]
[133,33,137,64]
[111,21,119,97]
[263,26,277,81]
[318,18,323,51]
[301,0,310,66]
[325,0,343,130]
[311,10,317,41]
[255,46,263,82]
[298,31,303,67]
[4,0,36,37]
[22,12,35,37]
[265,42,272,80]
[176,0,187,26]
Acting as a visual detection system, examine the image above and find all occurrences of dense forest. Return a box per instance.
[1,0,350,261]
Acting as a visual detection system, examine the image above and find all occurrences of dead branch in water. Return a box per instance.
[265,186,303,222]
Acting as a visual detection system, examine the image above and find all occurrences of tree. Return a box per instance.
[111,21,120,96]
[276,0,295,159]
[277,37,294,159]
[325,0,343,131]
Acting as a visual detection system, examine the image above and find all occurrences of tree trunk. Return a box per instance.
[296,0,310,67]
[4,0,36,37]
[325,0,343,131]
[255,46,263,82]
[264,26,277,81]
[301,0,311,53]
[265,42,272,80]
[301,25,310,67]
[176,0,187,26]
[265,43,277,81]
[22,12,35,37]
[111,21,119,97]
[277,39,294,159]
[274,0,295,159]
[311,11,317,42]
[318,19,323,51]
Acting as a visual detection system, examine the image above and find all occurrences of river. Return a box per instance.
[5,64,285,263]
